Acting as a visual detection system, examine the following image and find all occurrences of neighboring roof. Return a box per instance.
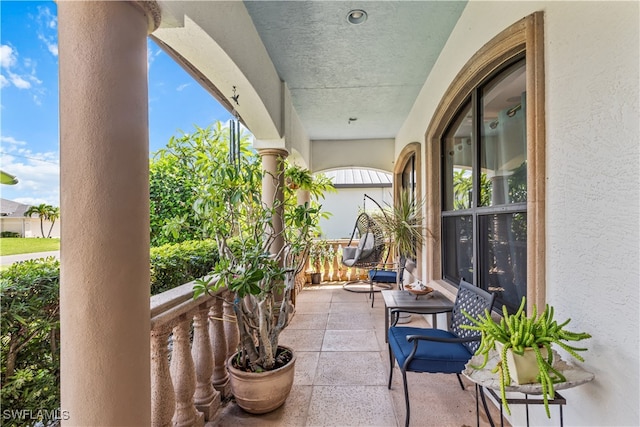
[0,198,30,217]
[321,168,392,188]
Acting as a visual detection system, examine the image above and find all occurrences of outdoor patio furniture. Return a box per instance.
[342,212,389,306]
[387,279,496,427]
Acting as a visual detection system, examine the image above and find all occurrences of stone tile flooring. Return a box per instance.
[210,283,506,427]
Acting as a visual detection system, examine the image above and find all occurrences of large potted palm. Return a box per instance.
[178,131,331,413]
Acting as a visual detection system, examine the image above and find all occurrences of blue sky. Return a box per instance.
[1,1,231,206]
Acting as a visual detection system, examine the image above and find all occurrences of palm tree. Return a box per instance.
[24,203,58,238]
[46,206,60,238]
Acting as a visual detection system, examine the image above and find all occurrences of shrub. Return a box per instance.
[0,257,60,422]
[1,231,21,238]
[150,239,219,295]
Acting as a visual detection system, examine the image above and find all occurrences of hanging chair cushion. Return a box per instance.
[342,232,375,267]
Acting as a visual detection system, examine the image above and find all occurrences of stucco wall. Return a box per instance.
[318,187,392,239]
[0,218,60,238]
[398,1,640,426]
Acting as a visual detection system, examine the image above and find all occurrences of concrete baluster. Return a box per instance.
[209,298,230,397]
[192,304,220,420]
[223,291,239,361]
[170,316,204,427]
[151,325,174,427]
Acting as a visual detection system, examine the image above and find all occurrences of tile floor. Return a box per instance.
[210,283,506,427]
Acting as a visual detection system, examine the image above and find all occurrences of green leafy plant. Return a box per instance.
[150,239,219,295]
[373,189,429,286]
[308,239,334,273]
[1,258,61,421]
[462,297,591,417]
[163,125,333,373]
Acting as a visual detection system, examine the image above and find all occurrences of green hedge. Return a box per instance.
[150,239,218,295]
[0,257,61,423]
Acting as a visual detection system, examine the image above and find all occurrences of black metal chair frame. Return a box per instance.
[387,279,496,427]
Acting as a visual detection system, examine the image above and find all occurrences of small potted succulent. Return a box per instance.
[462,297,591,417]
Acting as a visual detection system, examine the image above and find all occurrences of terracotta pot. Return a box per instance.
[227,346,296,414]
[497,342,548,384]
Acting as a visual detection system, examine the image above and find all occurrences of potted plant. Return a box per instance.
[308,240,323,284]
[165,129,332,413]
[373,189,429,289]
[462,297,591,417]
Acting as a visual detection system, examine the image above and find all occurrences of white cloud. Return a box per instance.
[38,34,58,57]
[177,83,190,91]
[0,45,16,69]
[1,136,28,147]
[0,44,45,100]
[7,71,31,89]
[0,139,60,207]
[36,7,58,57]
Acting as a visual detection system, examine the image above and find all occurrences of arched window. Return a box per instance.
[425,12,545,312]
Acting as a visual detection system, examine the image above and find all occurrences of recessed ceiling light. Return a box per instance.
[347,9,367,25]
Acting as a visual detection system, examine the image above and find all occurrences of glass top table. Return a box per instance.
[381,289,454,342]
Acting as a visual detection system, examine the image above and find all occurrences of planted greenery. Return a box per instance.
[150,239,219,295]
[1,258,61,421]
[463,298,591,417]
[373,189,429,285]
[175,126,333,372]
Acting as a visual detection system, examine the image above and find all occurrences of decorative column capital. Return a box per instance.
[131,1,161,33]
[257,148,289,159]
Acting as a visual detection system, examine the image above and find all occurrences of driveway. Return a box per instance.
[1,251,60,266]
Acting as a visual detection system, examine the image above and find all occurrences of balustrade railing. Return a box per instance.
[303,238,396,284]
[150,278,235,426]
[149,240,396,425]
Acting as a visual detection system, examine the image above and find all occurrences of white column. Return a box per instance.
[58,1,158,425]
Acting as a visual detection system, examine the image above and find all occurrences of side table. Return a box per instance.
[462,351,595,427]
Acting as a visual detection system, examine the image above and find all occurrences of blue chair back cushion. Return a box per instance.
[388,326,473,374]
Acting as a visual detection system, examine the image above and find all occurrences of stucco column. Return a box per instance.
[258,148,289,261]
[58,2,159,425]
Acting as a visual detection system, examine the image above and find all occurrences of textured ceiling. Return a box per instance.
[243,1,468,140]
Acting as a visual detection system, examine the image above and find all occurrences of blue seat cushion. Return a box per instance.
[369,269,397,283]
[388,327,473,374]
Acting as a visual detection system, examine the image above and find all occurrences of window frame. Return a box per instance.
[424,12,545,313]
[441,56,527,312]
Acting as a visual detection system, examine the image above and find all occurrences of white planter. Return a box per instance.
[496,342,548,385]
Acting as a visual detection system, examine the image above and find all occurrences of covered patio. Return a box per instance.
[55,1,638,426]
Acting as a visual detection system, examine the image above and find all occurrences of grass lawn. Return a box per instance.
[0,238,60,256]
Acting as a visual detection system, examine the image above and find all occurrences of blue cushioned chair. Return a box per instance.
[387,279,495,427]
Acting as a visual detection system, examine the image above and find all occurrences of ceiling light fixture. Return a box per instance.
[347,9,367,25]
